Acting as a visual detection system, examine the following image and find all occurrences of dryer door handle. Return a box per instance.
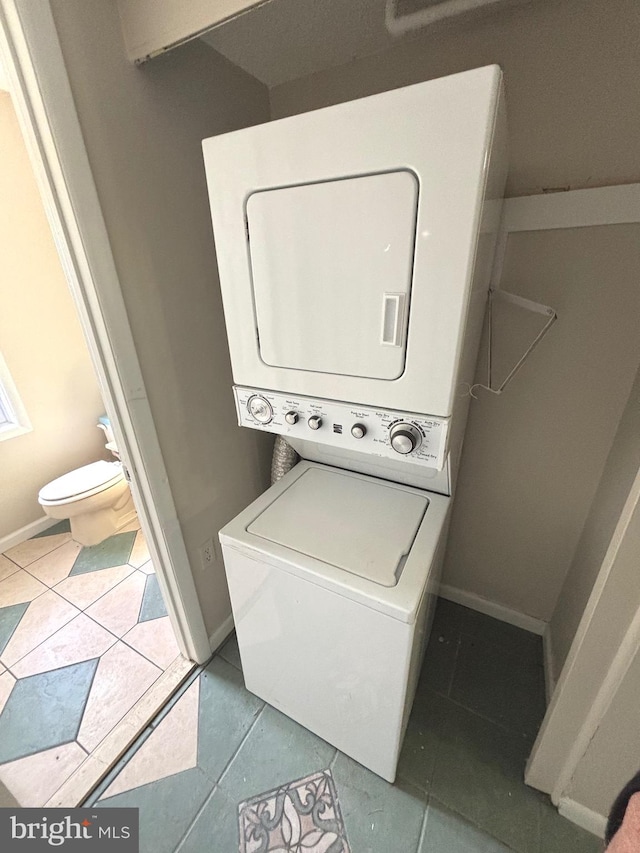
[381,292,406,347]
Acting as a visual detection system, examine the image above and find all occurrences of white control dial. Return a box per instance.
[389,422,422,455]
[285,411,298,425]
[351,424,366,439]
[247,395,273,424]
[308,415,323,430]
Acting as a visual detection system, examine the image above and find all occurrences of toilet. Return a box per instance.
[38,420,137,547]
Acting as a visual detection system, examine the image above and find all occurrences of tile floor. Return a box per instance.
[0,518,181,806]
[85,599,604,853]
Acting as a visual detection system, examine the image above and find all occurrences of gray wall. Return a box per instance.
[550,364,640,679]
[526,475,640,795]
[270,0,640,197]
[51,0,273,636]
[269,0,640,623]
[445,225,640,621]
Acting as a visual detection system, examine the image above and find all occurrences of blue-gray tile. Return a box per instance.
[70,532,137,576]
[138,574,167,623]
[432,598,474,638]
[466,610,543,669]
[31,519,71,538]
[332,751,425,853]
[218,632,242,671]
[0,601,28,656]
[398,692,452,794]
[450,635,546,740]
[219,705,335,803]
[98,766,213,853]
[197,656,263,782]
[179,786,241,853]
[419,626,460,698]
[430,699,540,853]
[538,798,604,853]
[420,799,512,852]
[0,658,98,763]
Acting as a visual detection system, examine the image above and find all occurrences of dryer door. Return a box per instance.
[247,171,418,381]
[203,65,506,416]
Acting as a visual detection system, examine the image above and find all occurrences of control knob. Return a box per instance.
[308,415,323,430]
[389,422,422,455]
[247,395,273,424]
[285,411,298,425]
[351,424,366,439]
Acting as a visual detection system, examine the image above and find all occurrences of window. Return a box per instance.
[0,350,31,441]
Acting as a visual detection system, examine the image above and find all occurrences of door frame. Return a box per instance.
[0,0,211,663]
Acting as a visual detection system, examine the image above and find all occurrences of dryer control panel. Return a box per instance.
[234,386,449,470]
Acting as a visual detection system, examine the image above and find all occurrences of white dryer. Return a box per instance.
[203,65,507,782]
[219,461,450,783]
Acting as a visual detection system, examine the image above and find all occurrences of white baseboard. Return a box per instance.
[439,584,547,635]
[208,613,235,655]
[0,516,59,553]
[558,797,607,839]
[543,625,557,704]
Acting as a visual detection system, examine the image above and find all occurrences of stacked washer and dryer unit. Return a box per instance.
[203,66,507,783]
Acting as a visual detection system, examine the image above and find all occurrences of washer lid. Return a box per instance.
[39,460,123,502]
[247,466,429,587]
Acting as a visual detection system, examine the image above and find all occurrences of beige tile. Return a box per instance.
[138,560,155,575]
[12,614,117,679]
[0,742,88,807]
[45,755,110,809]
[0,671,16,715]
[123,616,180,670]
[4,532,72,568]
[0,591,80,668]
[128,529,150,569]
[102,678,200,799]
[77,642,161,753]
[47,656,196,808]
[54,564,135,610]
[91,656,194,769]
[0,663,5,675]
[86,571,146,637]
[0,554,20,583]
[0,570,47,607]
[24,540,83,587]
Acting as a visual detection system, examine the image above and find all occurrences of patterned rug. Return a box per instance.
[238,769,351,853]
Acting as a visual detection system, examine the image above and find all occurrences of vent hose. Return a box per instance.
[271,435,299,484]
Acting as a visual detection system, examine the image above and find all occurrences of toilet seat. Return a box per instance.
[38,461,124,505]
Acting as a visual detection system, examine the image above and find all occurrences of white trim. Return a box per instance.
[0,515,58,553]
[385,0,504,36]
[542,625,557,705]
[208,613,235,654]
[558,797,607,839]
[439,584,547,635]
[0,1,210,663]
[503,183,640,232]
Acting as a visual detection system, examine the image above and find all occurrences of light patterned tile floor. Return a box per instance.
[86,603,604,853]
[0,518,182,807]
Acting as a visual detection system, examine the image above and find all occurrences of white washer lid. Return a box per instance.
[247,466,429,587]
[39,460,123,502]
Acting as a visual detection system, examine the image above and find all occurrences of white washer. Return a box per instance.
[219,460,451,782]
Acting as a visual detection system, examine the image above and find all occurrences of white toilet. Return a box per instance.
[38,420,137,547]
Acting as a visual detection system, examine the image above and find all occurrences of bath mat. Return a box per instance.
[238,768,351,853]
